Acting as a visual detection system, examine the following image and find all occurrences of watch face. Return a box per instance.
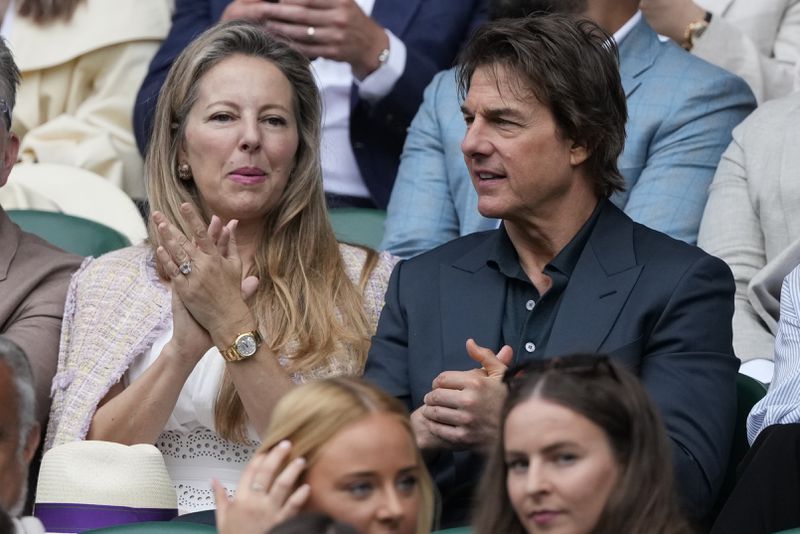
[235,334,258,358]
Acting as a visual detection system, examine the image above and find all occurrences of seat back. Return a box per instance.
[84,521,216,533]
[3,162,148,245]
[8,210,131,257]
[329,208,386,250]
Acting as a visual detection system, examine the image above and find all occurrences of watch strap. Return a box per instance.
[220,330,262,362]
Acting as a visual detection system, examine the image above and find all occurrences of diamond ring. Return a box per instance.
[306,26,316,39]
[178,260,192,276]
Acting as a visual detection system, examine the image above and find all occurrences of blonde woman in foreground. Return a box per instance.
[215,377,435,534]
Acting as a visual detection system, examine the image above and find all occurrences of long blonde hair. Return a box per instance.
[258,377,436,534]
[145,21,376,442]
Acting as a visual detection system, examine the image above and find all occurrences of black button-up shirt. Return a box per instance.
[487,202,603,363]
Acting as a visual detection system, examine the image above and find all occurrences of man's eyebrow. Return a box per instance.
[483,107,525,121]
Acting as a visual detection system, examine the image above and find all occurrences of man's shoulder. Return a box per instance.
[637,35,753,100]
[400,230,497,270]
[15,228,83,271]
[631,219,731,277]
[596,203,730,279]
[734,90,800,140]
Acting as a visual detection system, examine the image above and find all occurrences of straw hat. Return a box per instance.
[34,441,178,533]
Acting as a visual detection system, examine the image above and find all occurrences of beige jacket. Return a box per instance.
[0,207,82,425]
[695,0,800,102]
[8,0,173,199]
[698,91,800,362]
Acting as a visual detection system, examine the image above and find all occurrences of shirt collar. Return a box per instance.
[613,10,642,45]
[487,201,604,280]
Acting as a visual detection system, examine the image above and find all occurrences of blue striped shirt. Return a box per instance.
[747,264,800,443]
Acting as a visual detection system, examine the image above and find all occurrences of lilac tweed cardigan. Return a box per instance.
[45,244,397,450]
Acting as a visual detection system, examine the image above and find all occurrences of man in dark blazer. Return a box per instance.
[365,14,739,528]
[133,0,487,209]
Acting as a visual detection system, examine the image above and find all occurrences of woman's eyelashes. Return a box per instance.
[343,480,374,499]
[207,111,288,127]
[396,473,418,494]
[209,111,234,122]
[338,472,419,500]
[504,448,581,472]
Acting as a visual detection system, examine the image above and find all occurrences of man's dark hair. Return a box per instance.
[457,14,628,198]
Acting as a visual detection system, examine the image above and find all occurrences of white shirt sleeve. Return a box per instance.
[355,29,408,104]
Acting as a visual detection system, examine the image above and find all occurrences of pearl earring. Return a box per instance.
[177,163,192,180]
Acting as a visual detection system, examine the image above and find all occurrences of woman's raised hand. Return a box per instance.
[152,204,260,347]
[214,440,310,534]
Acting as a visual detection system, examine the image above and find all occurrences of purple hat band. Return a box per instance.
[34,502,178,532]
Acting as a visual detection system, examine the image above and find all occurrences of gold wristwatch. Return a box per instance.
[220,329,262,362]
[682,11,712,51]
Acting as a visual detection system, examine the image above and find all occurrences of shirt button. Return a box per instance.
[526,299,535,311]
[525,342,536,353]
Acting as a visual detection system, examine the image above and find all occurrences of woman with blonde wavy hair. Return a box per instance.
[45,20,396,514]
[214,377,436,534]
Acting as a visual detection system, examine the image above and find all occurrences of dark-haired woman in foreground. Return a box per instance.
[473,355,692,534]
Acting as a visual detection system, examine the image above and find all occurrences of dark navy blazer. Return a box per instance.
[366,200,740,527]
[132,0,488,208]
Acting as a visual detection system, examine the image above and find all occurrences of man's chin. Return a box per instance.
[476,202,505,221]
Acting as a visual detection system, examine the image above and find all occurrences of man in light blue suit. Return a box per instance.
[382,0,756,257]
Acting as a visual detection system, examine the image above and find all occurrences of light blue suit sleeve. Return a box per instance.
[382,70,499,258]
[619,43,756,245]
[747,265,800,443]
[381,71,462,258]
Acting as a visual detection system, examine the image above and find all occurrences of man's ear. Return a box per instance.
[569,141,590,167]
[0,132,19,188]
[23,422,40,465]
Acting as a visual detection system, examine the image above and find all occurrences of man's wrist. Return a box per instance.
[353,25,390,80]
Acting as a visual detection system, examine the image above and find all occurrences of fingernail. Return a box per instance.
[295,457,306,466]
[278,440,291,449]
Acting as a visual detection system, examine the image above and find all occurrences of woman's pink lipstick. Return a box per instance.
[228,166,266,185]
[530,510,562,526]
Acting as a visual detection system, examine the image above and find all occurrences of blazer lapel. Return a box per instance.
[440,234,506,370]
[545,203,643,358]
[619,17,659,99]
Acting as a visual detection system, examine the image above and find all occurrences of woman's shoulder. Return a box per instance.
[337,244,398,326]
[337,244,398,286]
[73,244,162,294]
